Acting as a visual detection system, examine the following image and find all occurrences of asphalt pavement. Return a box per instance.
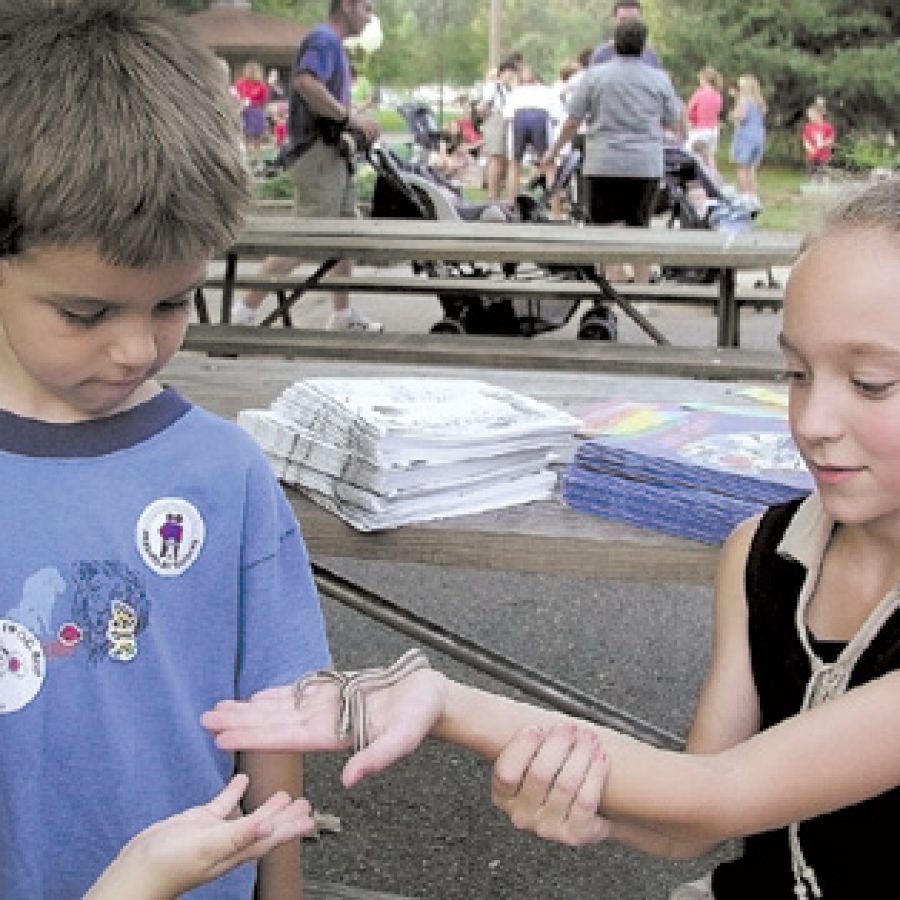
[304,561,740,900]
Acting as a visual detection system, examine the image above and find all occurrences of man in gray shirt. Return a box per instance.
[542,19,681,284]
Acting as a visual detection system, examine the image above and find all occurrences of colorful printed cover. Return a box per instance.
[563,400,813,544]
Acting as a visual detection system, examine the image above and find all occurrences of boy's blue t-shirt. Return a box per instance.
[0,388,331,899]
[288,23,351,152]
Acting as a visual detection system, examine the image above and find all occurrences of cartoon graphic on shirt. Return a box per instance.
[137,497,205,576]
[5,567,66,637]
[159,513,184,562]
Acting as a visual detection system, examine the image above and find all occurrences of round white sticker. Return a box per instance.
[136,497,205,577]
[0,619,46,714]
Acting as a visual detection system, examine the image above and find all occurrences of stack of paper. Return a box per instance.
[562,400,813,544]
[238,378,579,531]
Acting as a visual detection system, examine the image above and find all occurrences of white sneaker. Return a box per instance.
[326,308,384,332]
[230,300,257,326]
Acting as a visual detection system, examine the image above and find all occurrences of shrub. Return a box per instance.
[255,173,294,201]
[833,135,900,173]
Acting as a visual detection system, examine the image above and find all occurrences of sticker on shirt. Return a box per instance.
[0,620,46,713]
[136,497,205,577]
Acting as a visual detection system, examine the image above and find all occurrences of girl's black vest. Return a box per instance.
[711,497,900,898]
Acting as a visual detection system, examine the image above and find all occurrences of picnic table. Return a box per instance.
[163,350,787,750]
[196,216,801,348]
[163,351,782,585]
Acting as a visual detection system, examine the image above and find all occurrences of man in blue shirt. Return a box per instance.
[233,0,384,332]
[590,0,660,68]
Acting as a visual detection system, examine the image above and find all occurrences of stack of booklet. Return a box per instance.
[238,378,579,531]
[561,399,813,544]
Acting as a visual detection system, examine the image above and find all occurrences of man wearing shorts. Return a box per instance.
[542,19,681,284]
[232,0,383,330]
[503,64,563,201]
[477,60,518,201]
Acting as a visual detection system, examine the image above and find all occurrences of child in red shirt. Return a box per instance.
[272,102,288,150]
[802,105,835,182]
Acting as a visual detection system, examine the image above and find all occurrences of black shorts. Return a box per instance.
[511,108,550,162]
[586,176,659,227]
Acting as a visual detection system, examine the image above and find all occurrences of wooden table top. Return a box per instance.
[230,216,802,269]
[162,352,783,585]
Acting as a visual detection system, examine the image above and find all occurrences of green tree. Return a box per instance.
[498,0,610,81]
[657,0,899,134]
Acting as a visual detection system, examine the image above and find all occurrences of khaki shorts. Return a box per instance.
[482,112,507,157]
[288,138,358,218]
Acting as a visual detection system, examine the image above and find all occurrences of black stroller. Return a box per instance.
[396,102,443,161]
[367,143,617,340]
[655,146,775,287]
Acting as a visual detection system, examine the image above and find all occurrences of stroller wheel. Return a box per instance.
[430,318,465,335]
[577,307,617,342]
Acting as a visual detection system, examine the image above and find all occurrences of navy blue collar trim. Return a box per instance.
[0,388,191,458]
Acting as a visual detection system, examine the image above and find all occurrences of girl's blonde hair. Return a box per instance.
[699,65,723,92]
[802,178,900,253]
[241,60,264,82]
[737,74,766,114]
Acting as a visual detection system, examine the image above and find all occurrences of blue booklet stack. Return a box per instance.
[562,400,813,544]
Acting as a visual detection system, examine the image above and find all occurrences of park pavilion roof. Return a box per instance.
[186,2,309,65]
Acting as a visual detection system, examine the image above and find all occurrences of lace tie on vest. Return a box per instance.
[788,580,900,898]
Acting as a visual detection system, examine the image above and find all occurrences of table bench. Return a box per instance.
[199,271,783,328]
[181,323,785,380]
[196,217,800,348]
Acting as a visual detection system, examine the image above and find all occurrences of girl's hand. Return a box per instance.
[202,668,448,788]
[86,775,314,899]
[492,723,612,847]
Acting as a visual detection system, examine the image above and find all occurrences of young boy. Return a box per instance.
[0,2,331,897]
[802,104,835,183]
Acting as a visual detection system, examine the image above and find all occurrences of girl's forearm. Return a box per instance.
[432,678,567,757]
[430,678,736,846]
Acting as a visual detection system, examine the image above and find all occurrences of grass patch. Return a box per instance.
[372,108,407,133]
[746,164,866,234]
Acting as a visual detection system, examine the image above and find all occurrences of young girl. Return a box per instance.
[233,60,270,171]
[204,177,900,899]
[729,74,766,207]
[686,65,723,174]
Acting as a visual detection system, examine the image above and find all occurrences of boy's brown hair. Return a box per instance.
[0,0,250,266]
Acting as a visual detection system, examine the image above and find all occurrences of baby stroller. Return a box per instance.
[396,102,443,162]
[367,144,616,340]
[656,146,772,287]
[526,147,587,223]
